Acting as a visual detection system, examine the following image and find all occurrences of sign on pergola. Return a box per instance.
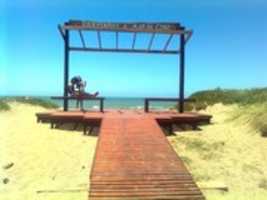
[58,20,193,112]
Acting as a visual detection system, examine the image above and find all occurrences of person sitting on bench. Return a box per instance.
[68,76,99,110]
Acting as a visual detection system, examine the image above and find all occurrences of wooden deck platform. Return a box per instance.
[36,110,210,199]
[36,110,211,134]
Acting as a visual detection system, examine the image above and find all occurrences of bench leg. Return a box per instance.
[144,100,149,113]
[100,100,104,112]
[192,123,198,130]
[89,126,94,135]
[83,124,87,135]
[73,123,79,130]
[168,124,173,135]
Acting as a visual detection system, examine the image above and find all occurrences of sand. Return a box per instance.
[169,103,267,200]
[1,102,267,200]
[0,103,97,200]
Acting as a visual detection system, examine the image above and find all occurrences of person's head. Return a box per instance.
[71,76,82,85]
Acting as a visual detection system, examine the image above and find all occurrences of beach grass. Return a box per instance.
[1,97,59,110]
[190,87,267,107]
[179,87,267,112]
[171,88,267,199]
[169,103,267,200]
[0,100,11,111]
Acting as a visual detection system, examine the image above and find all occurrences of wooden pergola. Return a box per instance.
[58,20,193,112]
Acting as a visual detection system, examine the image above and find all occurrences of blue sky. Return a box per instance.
[1,0,267,97]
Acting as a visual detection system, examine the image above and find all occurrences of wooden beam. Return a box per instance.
[97,31,102,49]
[78,30,86,48]
[63,20,184,34]
[179,34,185,113]
[58,25,66,41]
[51,96,105,100]
[132,32,137,49]
[63,30,69,111]
[185,30,193,44]
[148,33,155,50]
[163,34,173,51]
[144,98,195,113]
[69,47,179,55]
[144,98,195,102]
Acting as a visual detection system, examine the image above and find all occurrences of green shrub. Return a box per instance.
[190,87,267,106]
[194,102,208,111]
[0,100,11,111]
[3,97,59,109]
[175,87,267,112]
[183,102,194,111]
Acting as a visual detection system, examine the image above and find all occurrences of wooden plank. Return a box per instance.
[144,98,195,113]
[51,96,105,100]
[69,47,179,54]
[89,116,204,199]
[63,20,185,34]
[144,98,195,102]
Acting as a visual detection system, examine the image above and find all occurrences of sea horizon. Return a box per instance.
[0,95,179,110]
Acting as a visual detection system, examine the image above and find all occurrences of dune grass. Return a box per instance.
[169,103,267,200]
[0,100,11,111]
[171,88,267,199]
[231,102,267,137]
[0,97,59,110]
[180,88,267,136]
[188,87,267,110]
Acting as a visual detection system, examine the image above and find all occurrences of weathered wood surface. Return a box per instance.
[89,114,205,200]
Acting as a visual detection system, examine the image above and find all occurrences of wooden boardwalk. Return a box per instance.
[89,114,205,200]
[36,110,210,199]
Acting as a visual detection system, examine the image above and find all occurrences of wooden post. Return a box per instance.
[63,30,69,111]
[179,34,185,113]
[100,99,104,112]
[144,99,149,113]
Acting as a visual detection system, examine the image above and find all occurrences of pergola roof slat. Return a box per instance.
[78,30,86,48]
[163,34,174,51]
[132,32,137,49]
[97,31,102,49]
[148,33,155,50]
[116,32,119,49]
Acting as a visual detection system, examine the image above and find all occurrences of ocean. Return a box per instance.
[43,97,177,110]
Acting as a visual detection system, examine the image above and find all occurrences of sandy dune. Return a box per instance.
[1,102,267,200]
[169,103,267,200]
[0,103,97,200]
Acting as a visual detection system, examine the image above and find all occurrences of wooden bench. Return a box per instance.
[51,96,105,112]
[144,97,195,112]
[36,112,52,123]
